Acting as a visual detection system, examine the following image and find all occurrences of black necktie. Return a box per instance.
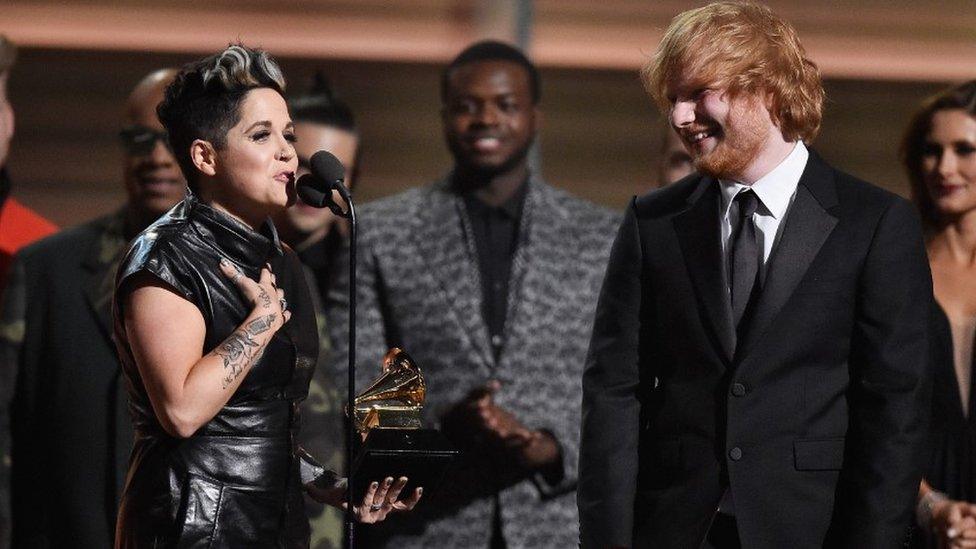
[729,189,760,329]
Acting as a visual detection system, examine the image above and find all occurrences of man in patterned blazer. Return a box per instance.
[326,41,619,548]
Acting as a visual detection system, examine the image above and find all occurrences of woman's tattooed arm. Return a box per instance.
[214,313,277,389]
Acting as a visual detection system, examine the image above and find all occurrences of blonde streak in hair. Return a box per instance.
[224,46,261,87]
[255,51,286,92]
[201,54,226,89]
[203,45,260,91]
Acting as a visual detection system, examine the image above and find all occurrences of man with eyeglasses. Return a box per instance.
[0,68,184,549]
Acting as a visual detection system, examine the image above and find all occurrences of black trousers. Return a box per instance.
[701,513,741,549]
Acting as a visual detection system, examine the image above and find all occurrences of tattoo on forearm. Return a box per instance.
[215,313,277,389]
[246,314,274,335]
[216,332,256,389]
[258,287,272,309]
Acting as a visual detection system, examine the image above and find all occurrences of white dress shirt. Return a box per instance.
[719,142,809,285]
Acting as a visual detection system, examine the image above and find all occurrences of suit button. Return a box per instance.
[729,447,742,461]
[731,383,746,397]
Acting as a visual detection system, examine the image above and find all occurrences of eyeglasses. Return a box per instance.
[119,125,170,156]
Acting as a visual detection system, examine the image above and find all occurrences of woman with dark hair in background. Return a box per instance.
[112,45,418,548]
[905,80,976,548]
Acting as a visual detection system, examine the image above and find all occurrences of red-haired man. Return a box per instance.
[578,3,932,547]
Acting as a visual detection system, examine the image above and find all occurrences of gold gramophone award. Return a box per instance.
[349,348,458,501]
[353,347,426,432]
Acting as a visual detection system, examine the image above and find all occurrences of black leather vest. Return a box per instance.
[112,195,319,548]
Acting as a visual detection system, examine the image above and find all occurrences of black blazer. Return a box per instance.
[4,211,133,548]
[578,152,933,548]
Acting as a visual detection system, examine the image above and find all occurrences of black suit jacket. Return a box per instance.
[578,152,932,548]
[2,211,133,548]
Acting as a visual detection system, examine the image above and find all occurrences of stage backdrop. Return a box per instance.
[5,47,947,228]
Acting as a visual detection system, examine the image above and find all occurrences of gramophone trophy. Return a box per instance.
[349,348,458,502]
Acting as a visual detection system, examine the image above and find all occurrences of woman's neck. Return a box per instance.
[932,212,976,266]
[199,187,265,231]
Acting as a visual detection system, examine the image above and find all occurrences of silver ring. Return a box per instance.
[279,297,288,310]
[232,271,243,284]
[369,504,382,512]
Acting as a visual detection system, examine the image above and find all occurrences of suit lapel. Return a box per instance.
[673,177,735,364]
[736,153,839,360]
[499,177,547,366]
[81,211,127,346]
[410,178,495,371]
[79,210,133,505]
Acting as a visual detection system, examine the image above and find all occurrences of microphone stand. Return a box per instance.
[333,182,358,549]
[301,170,457,549]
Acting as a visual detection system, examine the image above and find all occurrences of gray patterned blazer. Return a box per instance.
[325,173,619,548]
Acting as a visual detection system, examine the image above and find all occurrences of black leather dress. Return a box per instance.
[112,194,320,548]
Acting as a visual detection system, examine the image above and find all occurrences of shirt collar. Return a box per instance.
[719,141,809,219]
[186,193,284,267]
[461,176,529,221]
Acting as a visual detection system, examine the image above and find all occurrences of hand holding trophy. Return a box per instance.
[304,473,422,524]
[349,348,458,505]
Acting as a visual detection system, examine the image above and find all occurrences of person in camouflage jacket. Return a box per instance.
[273,75,360,549]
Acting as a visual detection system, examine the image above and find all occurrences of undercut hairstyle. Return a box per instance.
[157,44,286,193]
[0,34,17,76]
[288,72,356,132]
[642,1,825,144]
[441,40,540,105]
[902,80,976,230]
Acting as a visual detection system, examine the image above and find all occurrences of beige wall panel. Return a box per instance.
[3,47,950,229]
[4,0,974,81]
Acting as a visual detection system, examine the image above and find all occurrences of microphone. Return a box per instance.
[296,150,350,217]
[296,149,361,545]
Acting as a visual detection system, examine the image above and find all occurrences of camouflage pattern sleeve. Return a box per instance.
[298,264,346,549]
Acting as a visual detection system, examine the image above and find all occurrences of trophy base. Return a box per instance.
[351,428,458,503]
[355,405,423,431]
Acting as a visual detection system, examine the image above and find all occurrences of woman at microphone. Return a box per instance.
[112,44,419,548]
